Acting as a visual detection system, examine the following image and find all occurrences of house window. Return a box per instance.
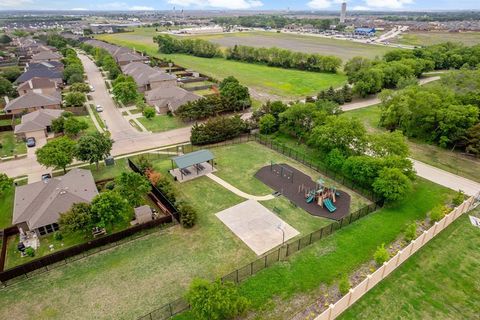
[46,224,53,233]
[38,227,47,236]
[53,223,59,231]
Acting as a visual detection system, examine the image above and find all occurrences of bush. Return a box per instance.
[373,243,389,266]
[259,114,277,134]
[452,190,465,206]
[179,203,197,228]
[53,232,63,241]
[25,247,35,257]
[191,116,247,145]
[104,181,115,190]
[186,278,249,320]
[143,106,156,119]
[404,223,417,242]
[338,275,351,296]
[429,205,450,223]
[137,155,153,173]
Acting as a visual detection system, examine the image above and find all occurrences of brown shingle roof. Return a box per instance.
[31,51,62,61]
[14,109,64,134]
[13,169,99,230]
[17,77,58,92]
[5,91,61,111]
[146,86,200,112]
[122,62,176,87]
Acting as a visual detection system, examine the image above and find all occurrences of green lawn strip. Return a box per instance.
[0,131,27,158]
[339,213,480,320]
[95,34,348,98]
[393,31,480,47]
[210,142,369,212]
[238,179,452,315]
[342,105,480,183]
[137,115,185,133]
[0,176,255,319]
[89,104,106,130]
[0,186,14,229]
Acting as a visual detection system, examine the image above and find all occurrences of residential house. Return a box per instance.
[83,39,148,66]
[17,77,60,96]
[12,169,99,236]
[15,68,63,85]
[4,91,62,115]
[145,86,201,114]
[31,50,62,63]
[27,61,64,72]
[14,109,63,140]
[122,62,177,92]
[115,51,149,66]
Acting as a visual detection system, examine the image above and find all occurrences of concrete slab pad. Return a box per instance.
[216,199,299,255]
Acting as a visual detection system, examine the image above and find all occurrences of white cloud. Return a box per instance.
[364,0,413,9]
[307,0,345,10]
[167,0,263,10]
[71,7,87,10]
[0,0,33,8]
[96,2,155,10]
[130,5,154,10]
[352,5,371,10]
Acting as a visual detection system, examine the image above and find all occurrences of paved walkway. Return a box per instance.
[412,160,480,196]
[206,173,275,201]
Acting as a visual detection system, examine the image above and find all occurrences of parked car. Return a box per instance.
[89,85,95,92]
[96,105,103,112]
[41,173,52,181]
[26,137,36,148]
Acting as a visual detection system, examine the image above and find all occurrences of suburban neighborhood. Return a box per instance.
[0,4,480,320]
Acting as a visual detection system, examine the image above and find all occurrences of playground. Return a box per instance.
[255,163,352,220]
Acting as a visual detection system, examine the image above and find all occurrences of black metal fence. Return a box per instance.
[0,216,173,287]
[127,159,180,222]
[138,200,381,320]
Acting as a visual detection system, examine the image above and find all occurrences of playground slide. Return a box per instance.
[323,199,337,213]
[306,195,315,203]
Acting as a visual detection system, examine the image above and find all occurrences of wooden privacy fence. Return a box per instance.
[314,194,479,320]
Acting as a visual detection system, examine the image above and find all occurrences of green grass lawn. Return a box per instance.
[342,105,480,183]
[339,212,480,320]
[0,186,14,229]
[76,115,99,135]
[0,131,27,158]
[393,31,480,47]
[137,115,186,132]
[175,178,454,320]
[211,142,369,212]
[95,33,348,99]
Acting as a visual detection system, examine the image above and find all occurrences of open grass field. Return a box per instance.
[0,131,27,158]
[393,31,480,47]
[95,33,348,99]
[175,178,454,320]
[137,114,185,133]
[339,211,480,320]
[341,105,480,183]
[0,141,338,320]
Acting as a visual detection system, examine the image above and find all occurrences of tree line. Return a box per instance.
[153,34,222,58]
[153,35,342,73]
[225,45,341,73]
[253,100,414,202]
[347,42,480,97]
[211,15,338,30]
[379,69,480,155]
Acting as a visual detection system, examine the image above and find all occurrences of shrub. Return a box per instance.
[143,106,156,119]
[155,175,177,204]
[137,155,153,173]
[404,223,417,242]
[373,243,389,266]
[338,275,351,296]
[179,203,197,228]
[452,190,465,206]
[25,247,35,257]
[53,232,63,241]
[191,116,247,145]
[429,205,450,223]
[104,181,115,190]
[259,114,277,134]
[186,278,249,320]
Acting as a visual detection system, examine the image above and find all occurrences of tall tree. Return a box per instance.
[58,203,93,234]
[76,132,113,169]
[90,191,129,229]
[114,172,151,207]
[36,137,77,173]
[0,173,13,197]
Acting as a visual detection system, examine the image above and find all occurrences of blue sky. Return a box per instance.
[1,0,479,11]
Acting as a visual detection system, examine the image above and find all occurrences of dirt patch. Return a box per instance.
[255,164,351,221]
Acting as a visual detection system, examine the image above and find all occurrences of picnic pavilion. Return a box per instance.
[170,149,216,182]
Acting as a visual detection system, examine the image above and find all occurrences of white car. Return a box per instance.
[90,85,95,92]
[96,105,104,112]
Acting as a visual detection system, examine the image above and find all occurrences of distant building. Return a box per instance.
[175,25,224,35]
[340,2,347,24]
